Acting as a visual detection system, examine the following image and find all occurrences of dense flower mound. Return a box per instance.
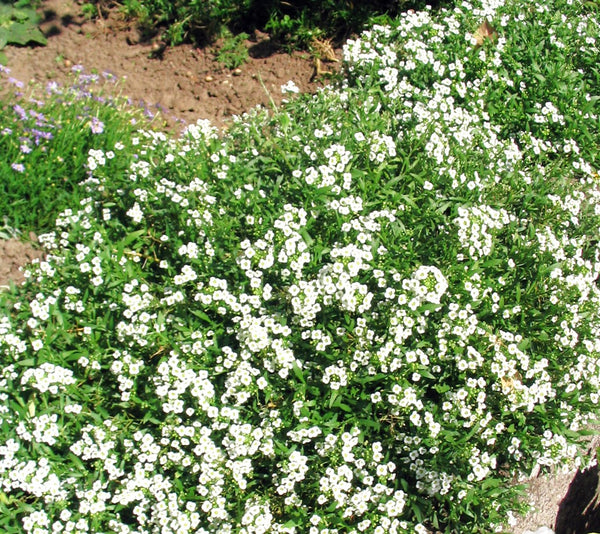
[1,0,600,532]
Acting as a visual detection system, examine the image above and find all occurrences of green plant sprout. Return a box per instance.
[214,30,249,69]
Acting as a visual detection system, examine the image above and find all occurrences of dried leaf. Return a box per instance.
[473,19,498,47]
[311,37,338,63]
[500,370,522,393]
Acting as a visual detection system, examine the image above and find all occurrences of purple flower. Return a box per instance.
[20,144,32,154]
[13,104,27,121]
[46,81,61,95]
[11,163,25,173]
[79,73,99,85]
[8,77,24,88]
[90,117,104,134]
[29,128,54,141]
[29,110,45,121]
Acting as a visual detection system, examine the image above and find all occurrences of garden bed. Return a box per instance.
[1,0,600,533]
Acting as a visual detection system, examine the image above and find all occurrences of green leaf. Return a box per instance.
[27,397,35,417]
[27,25,46,46]
[410,502,424,523]
[336,401,352,412]
[358,417,381,431]
[292,362,305,384]
[120,229,146,248]
[190,309,215,326]
[67,452,87,472]
[6,22,46,47]
[535,330,549,341]
[418,367,435,380]
[299,227,314,246]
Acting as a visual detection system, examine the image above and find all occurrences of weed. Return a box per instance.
[213,30,249,69]
[80,2,97,20]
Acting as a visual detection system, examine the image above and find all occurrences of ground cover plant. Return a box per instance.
[1,0,600,532]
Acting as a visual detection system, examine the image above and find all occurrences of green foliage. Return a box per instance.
[80,2,97,20]
[213,30,249,69]
[264,0,409,49]
[1,1,600,533]
[115,0,255,45]
[86,0,438,48]
[0,0,46,63]
[0,69,159,233]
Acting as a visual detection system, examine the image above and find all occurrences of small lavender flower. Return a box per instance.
[29,128,54,144]
[11,163,25,173]
[90,117,104,134]
[46,81,61,95]
[13,104,27,121]
[8,77,24,88]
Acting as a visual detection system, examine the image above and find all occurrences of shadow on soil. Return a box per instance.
[556,465,600,534]
[41,7,80,38]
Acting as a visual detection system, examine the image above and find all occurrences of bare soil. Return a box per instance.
[0,235,44,289]
[1,1,600,532]
[3,0,337,130]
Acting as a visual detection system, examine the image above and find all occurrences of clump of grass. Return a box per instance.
[1,1,600,533]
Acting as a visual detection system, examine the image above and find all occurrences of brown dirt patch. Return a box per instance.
[2,0,339,130]
[0,235,44,289]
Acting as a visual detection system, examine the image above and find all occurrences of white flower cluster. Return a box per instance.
[21,362,76,394]
[409,265,449,305]
[16,413,60,445]
[455,204,515,260]
[0,444,69,504]
[2,1,600,533]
